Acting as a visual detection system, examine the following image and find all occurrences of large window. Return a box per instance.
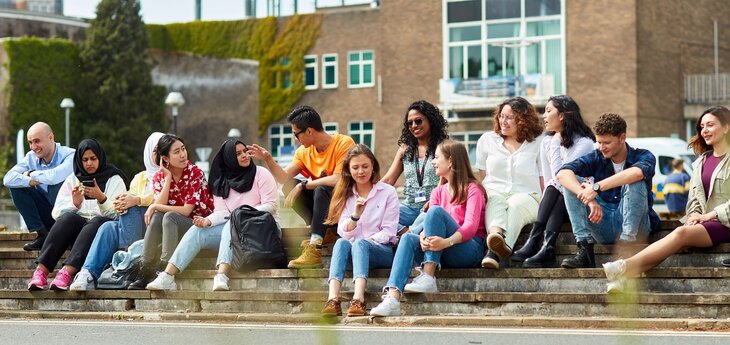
[450,131,482,165]
[304,55,318,90]
[349,121,375,151]
[322,54,338,89]
[269,121,339,158]
[444,0,564,96]
[348,51,375,88]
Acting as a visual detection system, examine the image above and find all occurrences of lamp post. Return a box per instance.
[59,98,74,147]
[227,128,241,139]
[165,92,185,134]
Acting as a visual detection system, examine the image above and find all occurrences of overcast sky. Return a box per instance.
[64,0,245,24]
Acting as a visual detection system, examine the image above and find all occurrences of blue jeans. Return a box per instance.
[8,183,62,232]
[398,204,422,231]
[564,180,651,243]
[384,206,485,293]
[168,223,227,272]
[328,238,394,283]
[81,206,147,278]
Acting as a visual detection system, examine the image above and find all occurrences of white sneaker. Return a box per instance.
[212,273,230,291]
[146,272,177,291]
[69,269,95,291]
[370,295,401,316]
[603,259,626,281]
[606,278,625,294]
[403,272,438,293]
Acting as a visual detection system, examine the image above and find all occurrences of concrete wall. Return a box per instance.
[150,51,260,159]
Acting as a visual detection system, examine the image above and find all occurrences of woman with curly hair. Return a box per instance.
[382,100,449,233]
[475,96,544,269]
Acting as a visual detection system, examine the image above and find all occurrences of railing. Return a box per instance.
[684,73,730,104]
[439,74,554,111]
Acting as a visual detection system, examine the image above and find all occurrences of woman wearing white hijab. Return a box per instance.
[69,132,164,290]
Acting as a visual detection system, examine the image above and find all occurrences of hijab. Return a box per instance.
[143,132,164,190]
[73,138,128,191]
[208,139,256,198]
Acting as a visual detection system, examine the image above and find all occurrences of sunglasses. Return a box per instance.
[293,128,308,139]
[405,118,424,127]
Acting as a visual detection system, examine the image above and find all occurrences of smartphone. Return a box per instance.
[82,180,95,187]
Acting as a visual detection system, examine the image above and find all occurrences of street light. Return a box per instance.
[59,98,74,147]
[227,128,241,139]
[165,91,185,134]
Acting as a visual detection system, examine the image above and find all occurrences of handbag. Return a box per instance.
[96,256,143,290]
[230,205,287,271]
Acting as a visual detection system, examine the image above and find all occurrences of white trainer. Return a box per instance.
[69,269,96,291]
[403,272,438,293]
[602,259,626,281]
[606,278,626,294]
[146,272,177,291]
[370,295,401,316]
[212,273,230,291]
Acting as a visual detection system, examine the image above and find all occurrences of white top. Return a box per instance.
[475,131,543,195]
[52,174,126,220]
[613,161,625,174]
[540,135,595,194]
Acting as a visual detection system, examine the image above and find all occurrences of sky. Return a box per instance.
[64,0,246,24]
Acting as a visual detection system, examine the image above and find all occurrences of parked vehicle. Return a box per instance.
[625,137,695,203]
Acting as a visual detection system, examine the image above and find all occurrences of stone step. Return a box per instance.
[0,289,727,319]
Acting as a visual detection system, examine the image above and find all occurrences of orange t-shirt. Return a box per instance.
[293,133,356,180]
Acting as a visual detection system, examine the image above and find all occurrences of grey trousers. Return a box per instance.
[141,211,193,262]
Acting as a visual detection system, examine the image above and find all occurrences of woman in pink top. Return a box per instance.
[371,140,487,317]
[320,144,399,317]
[145,139,278,291]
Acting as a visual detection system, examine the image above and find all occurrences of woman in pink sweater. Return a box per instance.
[320,144,399,317]
[145,139,279,291]
[371,140,487,316]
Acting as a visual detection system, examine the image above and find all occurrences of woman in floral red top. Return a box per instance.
[129,134,214,289]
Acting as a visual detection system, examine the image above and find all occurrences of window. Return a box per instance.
[272,57,292,89]
[451,132,482,165]
[324,122,339,134]
[322,54,338,89]
[268,125,295,159]
[349,121,375,151]
[304,55,318,90]
[348,51,375,88]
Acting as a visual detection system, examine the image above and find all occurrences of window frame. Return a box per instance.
[348,120,376,152]
[347,50,375,88]
[304,54,318,90]
[322,53,339,89]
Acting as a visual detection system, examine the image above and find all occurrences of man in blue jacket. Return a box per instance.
[3,122,75,251]
[557,113,660,268]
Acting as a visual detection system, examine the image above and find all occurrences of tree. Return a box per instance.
[78,0,166,176]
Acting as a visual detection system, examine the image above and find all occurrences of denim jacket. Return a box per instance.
[684,152,730,227]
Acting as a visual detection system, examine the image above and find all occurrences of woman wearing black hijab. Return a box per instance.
[145,139,280,291]
[28,139,127,291]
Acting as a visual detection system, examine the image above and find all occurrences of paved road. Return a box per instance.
[1,320,729,345]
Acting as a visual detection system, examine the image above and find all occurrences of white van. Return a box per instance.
[625,137,696,203]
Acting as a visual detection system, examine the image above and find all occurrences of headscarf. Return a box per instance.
[74,138,128,191]
[208,139,256,198]
[144,132,164,190]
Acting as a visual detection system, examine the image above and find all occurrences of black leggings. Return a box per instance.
[37,212,112,271]
[535,185,568,235]
[283,179,333,238]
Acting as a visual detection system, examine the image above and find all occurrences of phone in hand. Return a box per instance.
[81,180,95,199]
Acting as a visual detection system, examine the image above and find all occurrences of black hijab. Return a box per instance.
[208,139,257,198]
[74,139,128,190]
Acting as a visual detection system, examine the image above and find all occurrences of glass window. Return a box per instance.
[269,124,296,158]
[525,0,561,17]
[487,22,520,39]
[304,55,317,90]
[449,26,481,42]
[282,71,291,88]
[526,20,560,37]
[450,46,464,79]
[447,0,482,23]
[324,122,339,134]
[467,45,482,78]
[545,38,561,95]
[487,45,502,77]
[349,121,375,151]
[348,50,375,87]
[486,0,521,19]
[322,54,338,89]
[451,131,482,165]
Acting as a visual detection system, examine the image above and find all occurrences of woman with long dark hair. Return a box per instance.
[511,95,595,268]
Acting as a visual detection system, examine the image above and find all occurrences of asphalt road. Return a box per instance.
[1,320,729,345]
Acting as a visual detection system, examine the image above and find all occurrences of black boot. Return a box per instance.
[127,260,157,290]
[511,222,546,264]
[23,228,48,251]
[523,226,559,268]
[560,240,595,268]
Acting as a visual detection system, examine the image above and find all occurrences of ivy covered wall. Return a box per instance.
[147,15,323,134]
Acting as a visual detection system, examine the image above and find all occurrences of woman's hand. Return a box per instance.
[160,160,172,181]
[419,232,430,251]
[84,179,107,203]
[144,204,156,226]
[425,236,449,252]
[284,183,304,208]
[420,201,430,213]
[353,196,367,218]
[686,212,703,225]
[114,193,139,212]
[193,216,212,228]
[71,184,84,208]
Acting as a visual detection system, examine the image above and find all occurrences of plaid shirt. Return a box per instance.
[561,143,660,230]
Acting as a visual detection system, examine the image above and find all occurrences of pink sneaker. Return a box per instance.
[28,268,48,291]
[50,267,72,291]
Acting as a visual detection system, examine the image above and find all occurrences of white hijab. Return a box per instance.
[143,132,164,193]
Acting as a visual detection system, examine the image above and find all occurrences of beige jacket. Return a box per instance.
[684,152,730,227]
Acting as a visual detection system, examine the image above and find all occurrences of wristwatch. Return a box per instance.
[300,180,308,190]
[592,183,601,192]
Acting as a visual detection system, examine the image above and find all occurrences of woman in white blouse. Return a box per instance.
[511,95,595,268]
[475,96,545,269]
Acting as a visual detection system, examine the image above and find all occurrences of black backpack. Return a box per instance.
[96,256,142,290]
[230,205,287,272]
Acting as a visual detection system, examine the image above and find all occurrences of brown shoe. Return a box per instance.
[347,299,366,317]
[321,298,342,316]
[486,232,512,259]
[288,243,322,268]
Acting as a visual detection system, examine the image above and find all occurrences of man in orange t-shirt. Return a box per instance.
[249,106,355,268]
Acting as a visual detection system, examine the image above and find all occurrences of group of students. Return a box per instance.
[3,98,730,318]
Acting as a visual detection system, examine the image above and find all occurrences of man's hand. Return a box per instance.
[578,183,598,204]
[587,200,603,224]
[284,182,304,208]
[247,144,272,162]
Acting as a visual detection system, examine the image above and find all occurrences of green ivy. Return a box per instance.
[147,15,323,135]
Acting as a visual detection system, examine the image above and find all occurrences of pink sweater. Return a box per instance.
[429,182,486,242]
[206,167,279,226]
